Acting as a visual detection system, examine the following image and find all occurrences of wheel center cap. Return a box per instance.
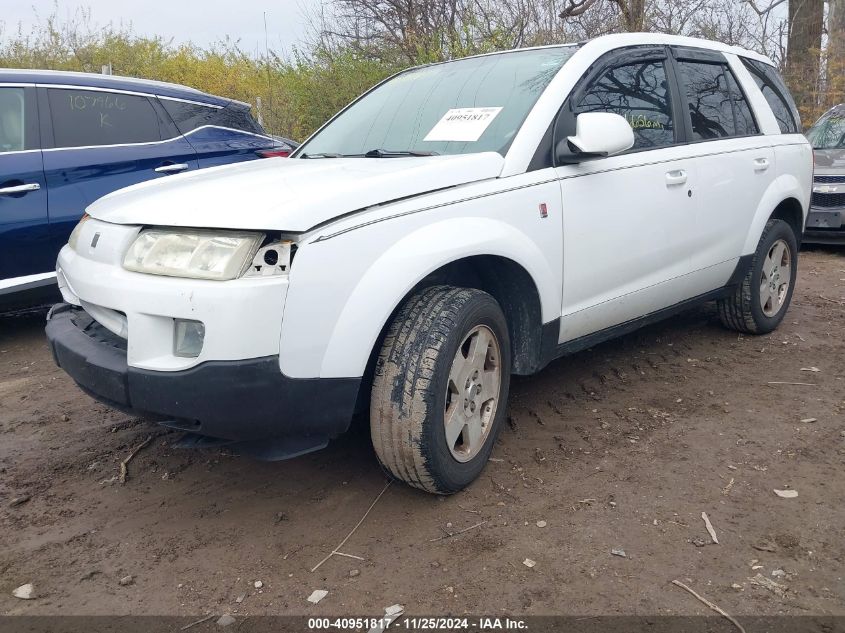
[464,370,481,414]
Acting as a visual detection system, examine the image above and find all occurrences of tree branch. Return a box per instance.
[559,0,599,19]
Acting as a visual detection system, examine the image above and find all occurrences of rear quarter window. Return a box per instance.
[215,105,265,135]
[47,88,162,148]
[161,99,265,136]
[741,58,800,134]
[160,100,219,135]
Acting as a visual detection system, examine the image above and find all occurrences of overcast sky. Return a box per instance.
[2,1,319,55]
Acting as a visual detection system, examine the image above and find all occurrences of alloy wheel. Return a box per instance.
[760,238,791,317]
[444,325,502,463]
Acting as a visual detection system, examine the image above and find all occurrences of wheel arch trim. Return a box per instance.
[741,173,808,255]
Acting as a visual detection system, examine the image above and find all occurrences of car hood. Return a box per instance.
[86,152,505,232]
[812,148,845,172]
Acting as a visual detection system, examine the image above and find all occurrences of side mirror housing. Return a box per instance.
[556,112,635,164]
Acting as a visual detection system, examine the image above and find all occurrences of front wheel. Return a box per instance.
[370,286,511,494]
[717,218,799,334]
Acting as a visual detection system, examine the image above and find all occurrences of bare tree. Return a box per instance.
[611,0,647,30]
[827,0,845,108]
[785,0,824,114]
[310,0,829,122]
[559,0,601,18]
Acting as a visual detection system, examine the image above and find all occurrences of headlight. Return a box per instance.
[123,228,265,280]
[68,213,90,251]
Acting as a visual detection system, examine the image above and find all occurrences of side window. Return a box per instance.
[215,105,264,134]
[676,61,759,140]
[160,99,219,135]
[741,58,800,133]
[577,60,675,150]
[0,88,27,153]
[47,89,162,148]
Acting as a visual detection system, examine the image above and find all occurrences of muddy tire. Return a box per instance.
[717,219,798,335]
[370,286,511,494]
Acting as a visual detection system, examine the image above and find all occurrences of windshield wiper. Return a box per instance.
[300,149,439,158]
[363,148,440,158]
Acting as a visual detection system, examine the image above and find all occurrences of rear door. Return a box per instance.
[159,98,277,168]
[669,47,776,277]
[40,86,199,257]
[0,85,52,287]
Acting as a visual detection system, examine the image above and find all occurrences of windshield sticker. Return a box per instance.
[424,107,503,142]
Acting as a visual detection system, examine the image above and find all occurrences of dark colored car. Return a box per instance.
[0,69,296,310]
[805,104,845,244]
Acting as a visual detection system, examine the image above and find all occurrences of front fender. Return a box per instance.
[280,216,559,379]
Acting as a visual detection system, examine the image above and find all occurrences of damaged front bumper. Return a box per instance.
[45,303,361,459]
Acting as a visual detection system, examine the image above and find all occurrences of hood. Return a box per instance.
[812,148,845,173]
[86,152,505,232]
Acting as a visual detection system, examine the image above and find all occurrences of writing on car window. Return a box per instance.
[578,61,675,150]
[48,88,162,148]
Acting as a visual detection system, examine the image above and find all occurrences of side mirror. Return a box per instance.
[556,112,635,163]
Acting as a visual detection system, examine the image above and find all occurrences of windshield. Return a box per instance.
[297,46,579,158]
[806,107,845,149]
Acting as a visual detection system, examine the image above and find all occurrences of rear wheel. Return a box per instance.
[370,286,511,494]
[717,219,798,334]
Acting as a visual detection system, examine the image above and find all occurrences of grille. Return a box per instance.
[813,175,845,183]
[811,192,845,208]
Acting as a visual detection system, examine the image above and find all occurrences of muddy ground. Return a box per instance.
[1,248,844,620]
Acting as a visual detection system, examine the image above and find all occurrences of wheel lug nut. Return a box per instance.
[476,385,482,394]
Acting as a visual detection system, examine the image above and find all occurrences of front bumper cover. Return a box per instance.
[45,303,361,453]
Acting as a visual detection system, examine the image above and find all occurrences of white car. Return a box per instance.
[46,34,812,494]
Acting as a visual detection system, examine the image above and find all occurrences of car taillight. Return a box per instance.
[257,149,291,158]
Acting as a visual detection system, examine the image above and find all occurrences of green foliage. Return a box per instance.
[272,47,402,140]
[0,9,404,141]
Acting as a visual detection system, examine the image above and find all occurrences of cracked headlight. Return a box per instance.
[123,228,265,281]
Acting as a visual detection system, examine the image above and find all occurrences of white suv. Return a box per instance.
[46,34,812,494]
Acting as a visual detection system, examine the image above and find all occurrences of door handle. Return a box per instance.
[0,183,41,195]
[753,157,770,171]
[665,170,687,186]
[154,163,189,174]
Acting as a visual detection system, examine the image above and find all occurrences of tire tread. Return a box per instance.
[717,219,794,335]
[370,286,501,494]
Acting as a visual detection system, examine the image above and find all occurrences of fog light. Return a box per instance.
[174,319,205,358]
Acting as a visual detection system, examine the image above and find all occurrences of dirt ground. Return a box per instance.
[1,248,844,620]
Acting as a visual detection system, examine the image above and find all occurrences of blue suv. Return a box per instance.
[0,70,296,310]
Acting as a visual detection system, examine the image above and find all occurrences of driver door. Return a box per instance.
[553,47,699,343]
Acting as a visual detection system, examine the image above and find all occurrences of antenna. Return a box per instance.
[264,11,273,131]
